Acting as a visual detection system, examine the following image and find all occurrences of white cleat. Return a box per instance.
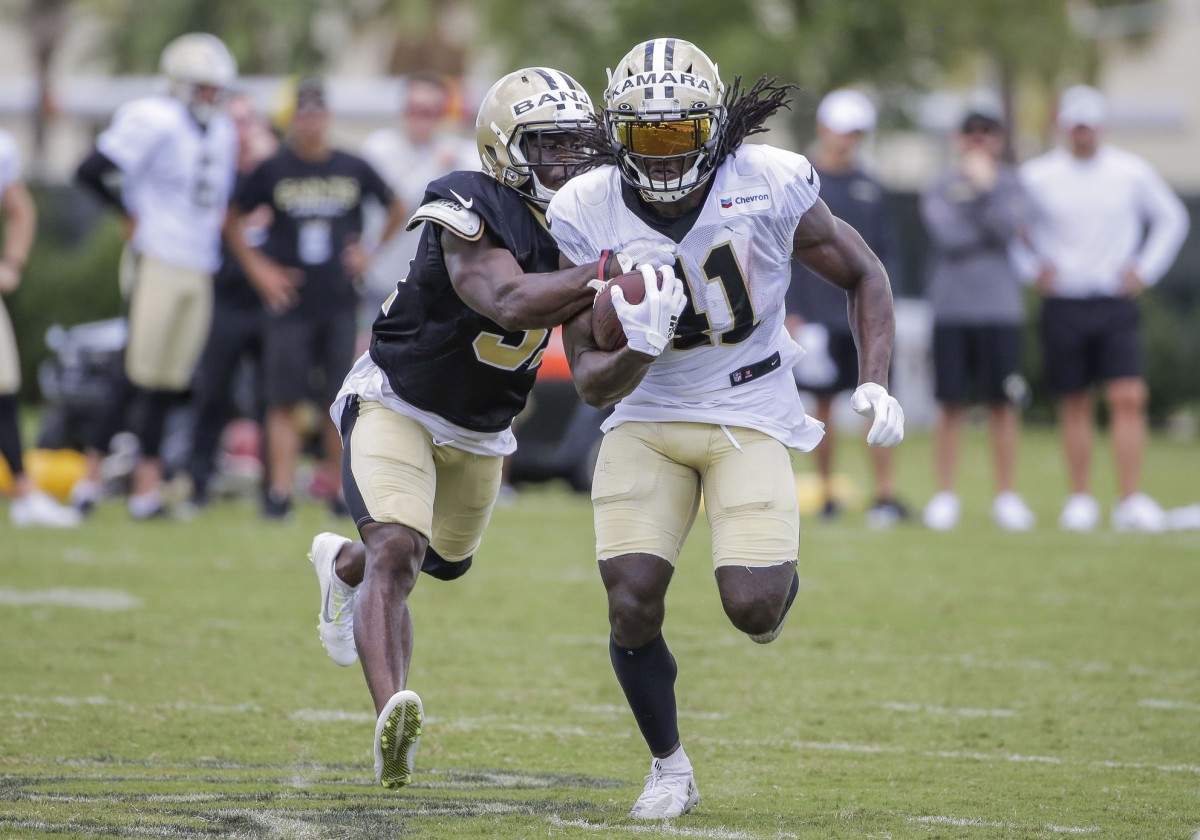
[374,690,423,790]
[1112,492,1167,533]
[1059,493,1100,532]
[10,490,82,528]
[629,756,699,819]
[923,491,961,531]
[992,492,1035,532]
[309,532,358,666]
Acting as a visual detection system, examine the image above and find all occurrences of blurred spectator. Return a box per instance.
[0,128,81,527]
[1017,85,1189,532]
[226,78,405,519]
[786,89,907,527]
[919,103,1037,531]
[359,73,478,315]
[72,33,239,519]
[186,92,279,507]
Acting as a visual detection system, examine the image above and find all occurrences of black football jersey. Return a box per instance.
[370,171,561,432]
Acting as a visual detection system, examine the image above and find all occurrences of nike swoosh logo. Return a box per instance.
[806,166,815,186]
[321,585,337,624]
[448,189,474,209]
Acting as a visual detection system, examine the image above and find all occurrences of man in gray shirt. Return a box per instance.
[919,103,1036,531]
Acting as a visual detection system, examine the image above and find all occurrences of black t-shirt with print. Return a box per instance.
[235,146,393,316]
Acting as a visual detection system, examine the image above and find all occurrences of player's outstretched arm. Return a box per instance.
[443,230,605,331]
[791,197,895,391]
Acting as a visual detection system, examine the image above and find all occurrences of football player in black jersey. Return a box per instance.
[305,67,626,790]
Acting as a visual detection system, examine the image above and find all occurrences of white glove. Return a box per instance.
[791,323,838,389]
[610,264,686,357]
[850,382,905,447]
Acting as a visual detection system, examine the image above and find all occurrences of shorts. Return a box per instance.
[1039,297,1142,394]
[124,253,213,390]
[339,396,503,559]
[932,323,1022,404]
[591,421,799,568]
[801,330,859,397]
[262,309,356,406]
[0,296,18,394]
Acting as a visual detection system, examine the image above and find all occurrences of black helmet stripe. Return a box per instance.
[663,38,676,98]
[532,67,560,90]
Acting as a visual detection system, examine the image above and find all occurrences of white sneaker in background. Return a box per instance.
[374,689,423,789]
[309,532,359,666]
[1059,493,1100,532]
[992,492,1035,532]
[922,491,961,531]
[11,490,82,528]
[1112,492,1167,533]
[629,749,699,819]
[1165,504,1200,531]
[69,478,102,514]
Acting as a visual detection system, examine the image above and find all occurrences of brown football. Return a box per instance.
[592,269,661,351]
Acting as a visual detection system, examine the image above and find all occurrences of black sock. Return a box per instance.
[610,634,679,755]
[0,395,23,477]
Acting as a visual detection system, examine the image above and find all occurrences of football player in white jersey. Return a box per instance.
[547,38,905,819]
[73,32,238,519]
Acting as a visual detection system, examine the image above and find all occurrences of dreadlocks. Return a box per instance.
[714,75,797,166]
[565,114,617,169]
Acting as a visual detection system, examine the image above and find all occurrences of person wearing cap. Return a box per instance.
[785,89,908,528]
[919,102,1038,531]
[1017,84,1189,532]
[226,77,407,519]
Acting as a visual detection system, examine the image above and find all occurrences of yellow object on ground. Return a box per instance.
[0,449,87,501]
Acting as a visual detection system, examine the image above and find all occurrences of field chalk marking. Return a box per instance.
[0,587,141,611]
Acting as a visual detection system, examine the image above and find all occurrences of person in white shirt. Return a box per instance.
[358,74,478,312]
[1018,85,1189,532]
[72,33,238,519]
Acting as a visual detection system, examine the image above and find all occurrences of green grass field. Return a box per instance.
[2,426,1198,839]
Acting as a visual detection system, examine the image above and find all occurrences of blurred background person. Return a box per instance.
[785,88,908,528]
[0,128,80,528]
[185,92,278,508]
[359,73,477,318]
[72,33,238,519]
[1018,85,1189,532]
[227,77,405,519]
[919,102,1037,532]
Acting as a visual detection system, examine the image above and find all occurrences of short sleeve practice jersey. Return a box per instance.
[97,96,236,274]
[548,145,826,451]
[368,171,561,433]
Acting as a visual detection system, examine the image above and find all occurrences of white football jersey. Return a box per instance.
[0,130,19,195]
[98,95,236,274]
[548,144,826,451]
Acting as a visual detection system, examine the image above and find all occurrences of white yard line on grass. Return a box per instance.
[883,702,1015,718]
[911,815,1099,834]
[0,587,141,610]
[549,816,797,838]
[1138,698,1200,712]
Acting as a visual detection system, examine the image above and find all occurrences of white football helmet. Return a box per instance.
[160,33,237,125]
[604,38,726,202]
[476,67,596,208]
